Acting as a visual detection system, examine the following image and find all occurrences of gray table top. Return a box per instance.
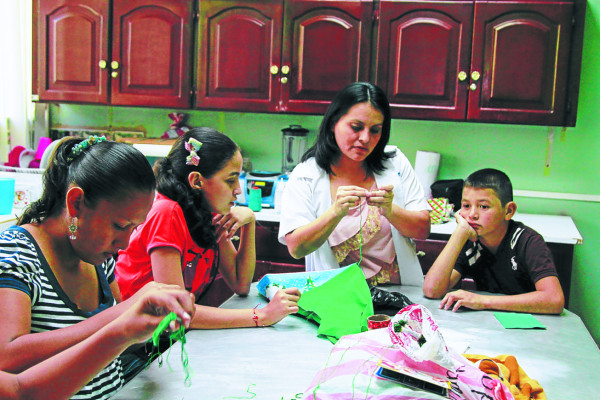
[113,285,600,399]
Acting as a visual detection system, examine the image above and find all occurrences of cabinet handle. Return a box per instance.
[270,65,279,75]
[280,77,288,84]
[458,71,467,81]
[111,71,118,78]
[111,61,119,70]
[98,60,107,69]
[469,83,477,91]
[281,65,290,75]
[471,70,480,81]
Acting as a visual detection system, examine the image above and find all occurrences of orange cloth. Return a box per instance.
[464,354,546,400]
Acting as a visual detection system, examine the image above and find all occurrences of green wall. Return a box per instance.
[50,1,600,345]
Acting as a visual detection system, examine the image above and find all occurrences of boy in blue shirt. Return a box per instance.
[423,168,564,314]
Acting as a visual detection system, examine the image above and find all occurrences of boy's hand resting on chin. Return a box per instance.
[455,211,478,242]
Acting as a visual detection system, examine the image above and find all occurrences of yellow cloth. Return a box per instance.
[464,354,546,400]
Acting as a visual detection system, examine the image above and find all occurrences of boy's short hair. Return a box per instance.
[464,168,513,206]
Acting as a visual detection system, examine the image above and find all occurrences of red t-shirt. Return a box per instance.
[116,193,217,301]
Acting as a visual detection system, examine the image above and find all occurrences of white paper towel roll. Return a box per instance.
[414,150,440,199]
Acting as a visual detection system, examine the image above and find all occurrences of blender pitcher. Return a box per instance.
[281,124,308,173]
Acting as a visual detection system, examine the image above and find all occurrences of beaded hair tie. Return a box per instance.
[67,135,107,162]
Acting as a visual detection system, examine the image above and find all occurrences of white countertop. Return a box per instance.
[429,212,583,245]
[0,208,21,231]
[254,209,583,245]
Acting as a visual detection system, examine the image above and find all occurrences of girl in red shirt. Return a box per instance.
[117,128,300,328]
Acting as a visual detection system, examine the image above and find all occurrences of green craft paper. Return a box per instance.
[493,312,546,329]
[297,264,373,343]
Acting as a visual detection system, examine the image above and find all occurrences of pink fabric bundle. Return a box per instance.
[302,304,514,400]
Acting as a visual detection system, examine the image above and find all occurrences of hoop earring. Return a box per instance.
[68,217,78,240]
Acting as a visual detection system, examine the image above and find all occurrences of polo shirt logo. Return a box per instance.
[511,256,518,271]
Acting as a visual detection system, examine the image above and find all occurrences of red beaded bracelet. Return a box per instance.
[252,305,259,327]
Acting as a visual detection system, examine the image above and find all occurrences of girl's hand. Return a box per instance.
[257,287,301,326]
[213,206,255,243]
[117,284,196,342]
[332,185,369,217]
[365,184,394,218]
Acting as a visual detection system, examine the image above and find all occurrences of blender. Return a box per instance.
[281,124,309,174]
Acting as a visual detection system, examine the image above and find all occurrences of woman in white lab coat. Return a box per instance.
[279,82,430,287]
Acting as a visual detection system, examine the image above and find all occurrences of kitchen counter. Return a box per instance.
[1,207,24,231]
[0,213,17,231]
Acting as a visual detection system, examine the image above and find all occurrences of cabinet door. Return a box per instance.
[34,0,110,104]
[196,0,283,112]
[468,1,573,125]
[281,0,372,114]
[376,0,473,120]
[111,0,193,108]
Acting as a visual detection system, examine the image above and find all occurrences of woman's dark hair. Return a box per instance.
[302,82,393,175]
[18,136,156,225]
[154,127,240,248]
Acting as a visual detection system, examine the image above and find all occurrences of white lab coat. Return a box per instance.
[278,146,428,286]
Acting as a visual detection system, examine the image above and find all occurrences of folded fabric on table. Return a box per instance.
[302,304,515,400]
[465,354,546,400]
[296,264,374,344]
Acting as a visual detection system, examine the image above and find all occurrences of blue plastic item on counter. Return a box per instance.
[0,178,15,214]
[257,267,348,298]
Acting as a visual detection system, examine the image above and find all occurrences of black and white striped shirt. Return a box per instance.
[0,226,124,399]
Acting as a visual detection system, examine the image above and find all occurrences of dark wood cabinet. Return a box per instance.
[195,0,372,114]
[375,0,580,126]
[34,0,110,103]
[376,0,473,121]
[279,0,372,113]
[33,0,193,107]
[33,0,585,126]
[110,0,194,107]
[195,0,283,112]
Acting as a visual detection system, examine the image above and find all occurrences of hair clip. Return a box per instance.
[67,135,107,162]
[184,138,203,166]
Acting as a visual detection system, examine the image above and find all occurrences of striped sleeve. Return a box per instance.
[0,230,43,304]
[103,257,116,284]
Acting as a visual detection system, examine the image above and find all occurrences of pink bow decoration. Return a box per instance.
[162,112,190,139]
[169,112,186,129]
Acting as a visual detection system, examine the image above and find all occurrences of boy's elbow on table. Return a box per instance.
[548,296,565,315]
[422,283,447,300]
